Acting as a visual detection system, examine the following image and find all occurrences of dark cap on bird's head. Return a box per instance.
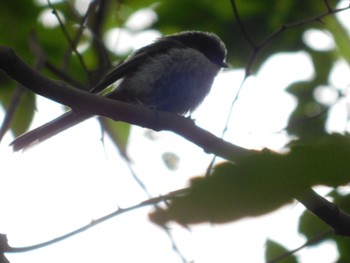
[163,31,229,68]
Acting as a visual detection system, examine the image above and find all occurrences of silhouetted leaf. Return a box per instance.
[286,50,334,138]
[265,239,298,263]
[150,134,350,225]
[298,209,331,243]
[99,117,131,159]
[153,0,341,70]
[150,151,299,225]
[0,85,35,137]
[162,152,180,170]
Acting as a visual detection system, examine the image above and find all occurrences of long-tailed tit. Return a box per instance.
[11,31,228,151]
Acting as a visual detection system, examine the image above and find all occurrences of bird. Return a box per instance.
[11,31,228,151]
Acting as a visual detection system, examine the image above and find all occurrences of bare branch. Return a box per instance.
[47,0,90,81]
[267,229,332,263]
[0,46,253,161]
[3,189,187,253]
[232,1,350,76]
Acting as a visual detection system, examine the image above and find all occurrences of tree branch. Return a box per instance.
[3,46,349,244]
[0,46,253,161]
[1,189,187,253]
[297,189,350,236]
[230,0,350,77]
[267,229,332,263]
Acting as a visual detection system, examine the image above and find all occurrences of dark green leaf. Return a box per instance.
[334,237,350,263]
[286,50,335,138]
[150,134,350,225]
[0,0,41,58]
[150,151,299,225]
[298,209,331,243]
[290,134,350,187]
[265,239,298,263]
[298,191,350,262]
[325,15,350,65]
[99,118,131,159]
[153,0,341,70]
[0,85,36,137]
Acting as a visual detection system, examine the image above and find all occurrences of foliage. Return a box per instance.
[150,134,350,225]
[1,0,350,262]
[299,190,350,262]
[265,239,298,263]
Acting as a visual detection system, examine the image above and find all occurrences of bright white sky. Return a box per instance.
[1,2,350,263]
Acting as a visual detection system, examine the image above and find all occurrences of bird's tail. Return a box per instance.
[10,111,91,151]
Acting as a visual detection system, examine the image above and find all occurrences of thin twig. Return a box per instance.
[218,4,350,261]
[4,188,187,253]
[47,0,90,81]
[0,86,26,141]
[267,230,333,263]
[220,0,350,148]
[206,0,254,175]
[29,31,87,89]
[229,0,257,50]
[62,0,98,83]
[89,0,112,71]
[227,0,350,86]
[62,1,95,64]
[120,141,189,262]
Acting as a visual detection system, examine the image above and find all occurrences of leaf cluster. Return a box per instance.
[2,0,350,262]
[150,134,350,225]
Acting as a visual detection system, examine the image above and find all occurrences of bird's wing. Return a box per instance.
[90,39,187,94]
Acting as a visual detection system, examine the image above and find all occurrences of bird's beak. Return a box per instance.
[221,61,230,68]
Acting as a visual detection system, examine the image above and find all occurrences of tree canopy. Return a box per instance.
[1,0,350,262]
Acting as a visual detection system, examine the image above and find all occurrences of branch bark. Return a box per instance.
[0,46,253,161]
[297,189,350,236]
